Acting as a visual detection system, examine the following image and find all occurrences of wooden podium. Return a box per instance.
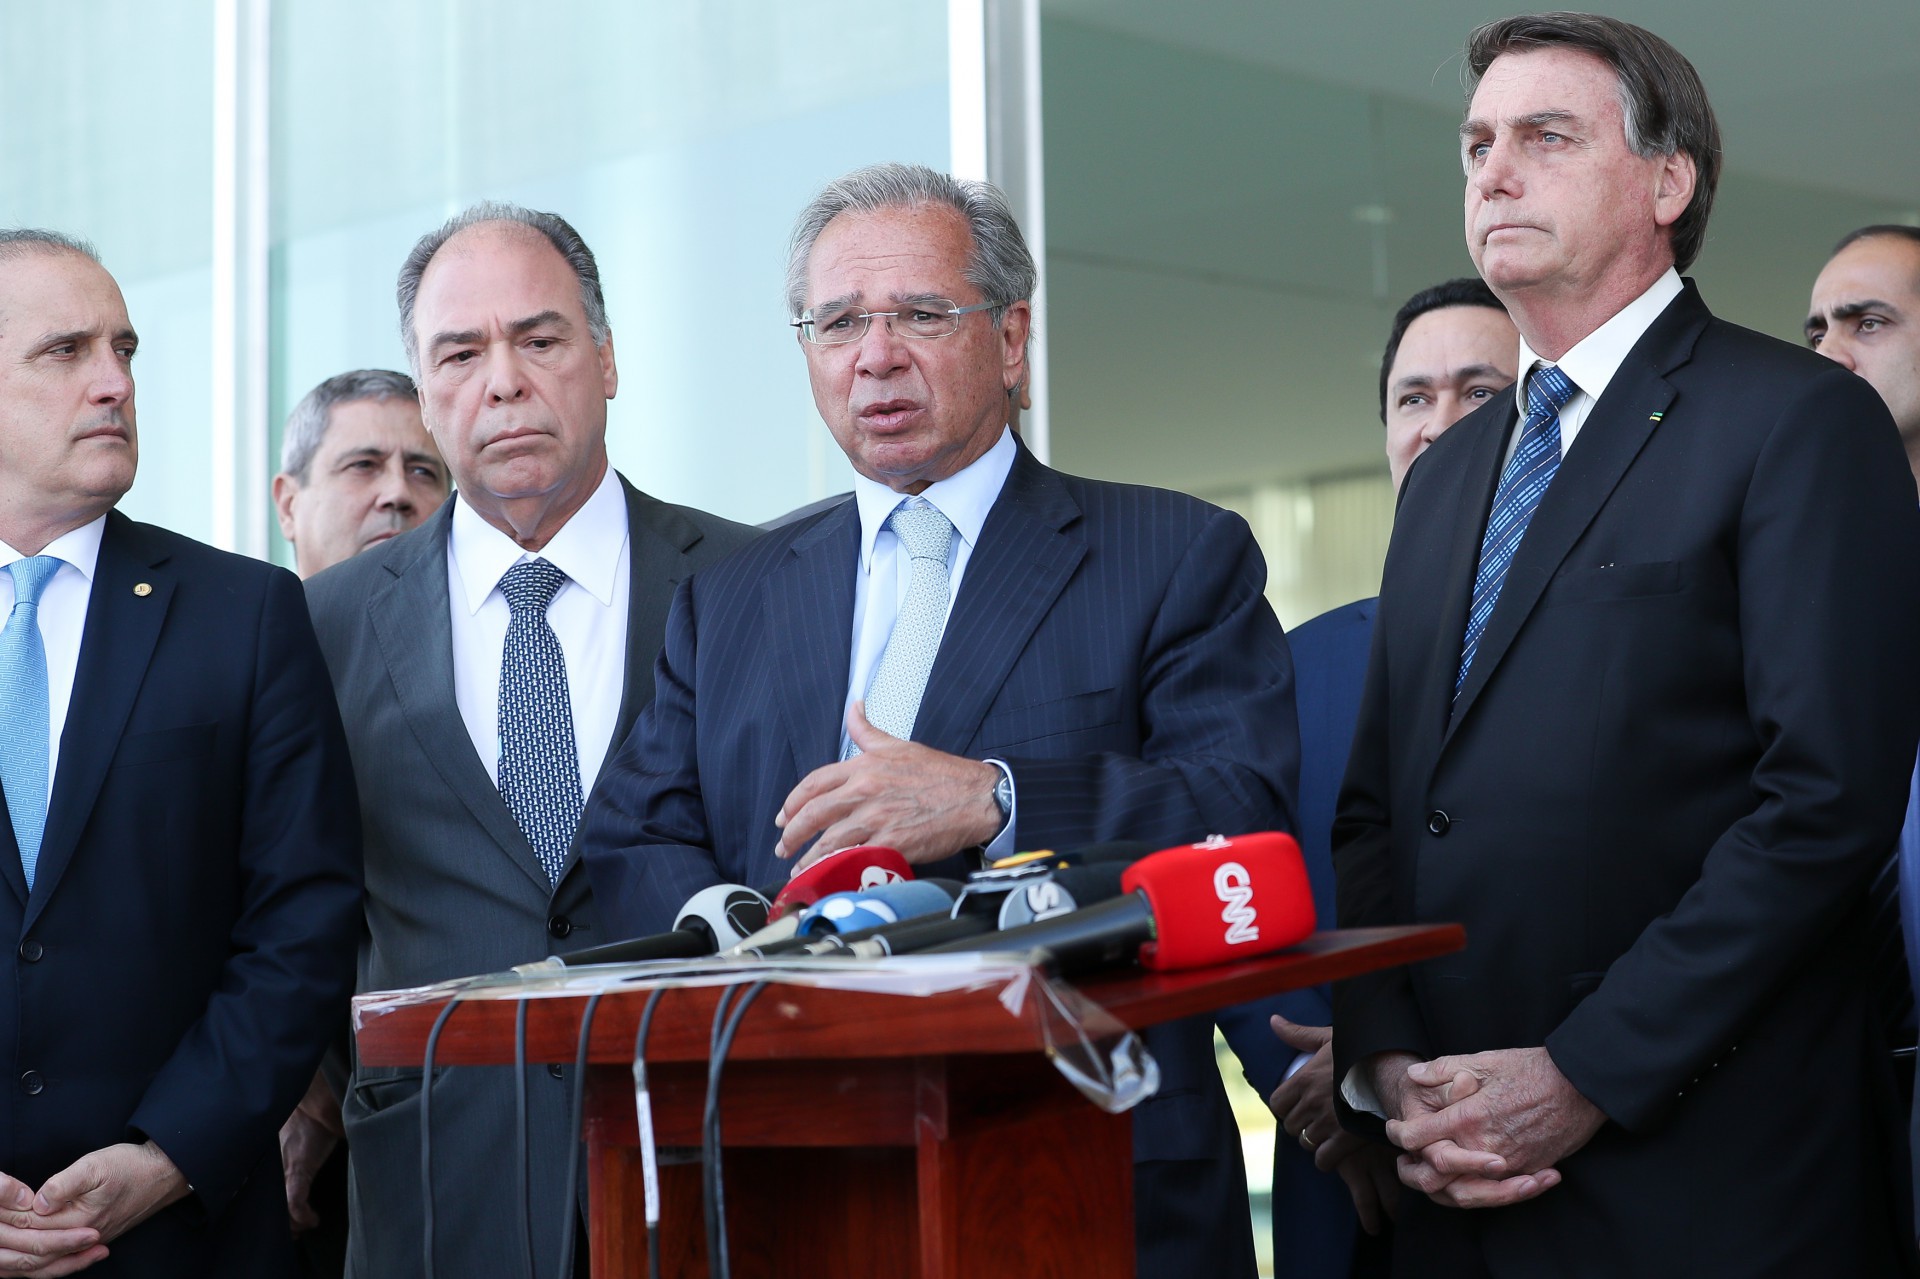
[355,924,1462,1278]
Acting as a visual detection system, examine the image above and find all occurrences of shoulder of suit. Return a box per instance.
[617,475,760,561]
[109,513,291,589]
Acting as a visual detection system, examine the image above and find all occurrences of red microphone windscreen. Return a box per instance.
[768,845,913,921]
[1120,832,1314,971]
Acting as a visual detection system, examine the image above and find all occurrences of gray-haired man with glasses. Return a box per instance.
[580,162,1297,1278]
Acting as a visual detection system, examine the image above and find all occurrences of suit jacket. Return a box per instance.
[581,443,1296,1279]
[1333,281,1920,1276]
[303,476,756,1279]
[0,512,361,1278]
[1218,596,1375,1279]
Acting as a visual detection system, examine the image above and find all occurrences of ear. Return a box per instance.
[1651,150,1697,232]
[598,329,619,400]
[998,298,1032,392]
[270,472,300,542]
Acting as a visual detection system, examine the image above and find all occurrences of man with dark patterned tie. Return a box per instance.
[579,162,1297,1279]
[1332,15,1920,1275]
[300,203,754,1279]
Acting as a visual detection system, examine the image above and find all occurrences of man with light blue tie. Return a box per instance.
[581,163,1298,1278]
[0,229,360,1277]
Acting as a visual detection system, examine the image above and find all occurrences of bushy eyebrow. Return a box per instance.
[1459,109,1581,143]
[1807,298,1900,338]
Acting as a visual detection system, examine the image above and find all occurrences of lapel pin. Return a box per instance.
[1648,412,1664,422]
[133,583,152,597]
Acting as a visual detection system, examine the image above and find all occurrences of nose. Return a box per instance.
[89,351,132,406]
[852,313,910,379]
[1471,134,1520,201]
[1815,330,1856,371]
[485,349,529,404]
[374,459,416,513]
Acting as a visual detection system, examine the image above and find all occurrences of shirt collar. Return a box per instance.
[1515,267,1683,408]
[0,514,107,582]
[449,464,627,615]
[852,427,1017,574]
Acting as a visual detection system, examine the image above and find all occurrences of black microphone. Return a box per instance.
[517,885,771,971]
[738,880,963,958]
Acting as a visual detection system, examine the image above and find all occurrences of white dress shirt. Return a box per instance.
[1502,268,1684,468]
[842,426,1018,856]
[0,516,106,798]
[447,466,631,797]
[1341,269,1684,1118]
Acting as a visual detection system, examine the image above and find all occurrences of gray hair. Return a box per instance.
[784,163,1036,328]
[395,201,609,374]
[279,368,420,482]
[0,228,100,265]
[1464,13,1722,273]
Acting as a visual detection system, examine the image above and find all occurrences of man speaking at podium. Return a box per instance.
[580,163,1296,1278]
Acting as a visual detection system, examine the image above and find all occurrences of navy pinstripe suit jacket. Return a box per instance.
[580,444,1296,1269]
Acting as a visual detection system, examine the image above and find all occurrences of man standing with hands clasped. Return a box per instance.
[1333,14,1920,1275]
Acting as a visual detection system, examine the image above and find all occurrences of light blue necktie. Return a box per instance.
[1456,364,1578,698]
[495,559,582,883]
[0,556,65,890]
[847,498,955,758]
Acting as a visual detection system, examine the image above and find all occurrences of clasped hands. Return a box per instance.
[775,702,1002,873]
[1371,1045,1606,1210]
[0,1141,188,1276]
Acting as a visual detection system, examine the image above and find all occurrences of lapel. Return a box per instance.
[1442,283,1710,745]
[27,512,173,928]
[911,445,1086,756]
[767,502,860,778]
[607,476,703,763]
[366,503,552,894]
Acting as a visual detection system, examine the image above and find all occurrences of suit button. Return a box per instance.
[547,1064,565,1080]
[17,940,41,963]
[19,1071,43,1096]
[1427,810,1451,837]
[547,915,572,939]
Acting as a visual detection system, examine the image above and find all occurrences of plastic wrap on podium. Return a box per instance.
[353,952,1160,1113]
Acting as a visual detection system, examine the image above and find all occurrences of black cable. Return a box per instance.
[419,997,460,1279]
[701,985,740,1273]
[633,986,668,1279]
[514,998,534,1279]
[555,990,606,1279]
[704,980,767,1279]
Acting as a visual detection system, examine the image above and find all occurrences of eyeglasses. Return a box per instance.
[792,298,996,346]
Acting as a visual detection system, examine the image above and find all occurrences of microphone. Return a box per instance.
[740,880,963,958]
[921,832,1314,975]
[953,840,1155,917]
[520,884,771,971]
[994,862,1131,929]
[764,845,912,922]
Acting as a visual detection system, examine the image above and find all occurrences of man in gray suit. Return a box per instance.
[301,202,756,1278]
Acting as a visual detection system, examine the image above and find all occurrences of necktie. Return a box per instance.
[495,559,582,883]
[1456,364,1578,698]
[850,498,955,756]
[0,556,65,890]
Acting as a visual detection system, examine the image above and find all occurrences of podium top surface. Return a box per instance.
[354,925,1463,1069]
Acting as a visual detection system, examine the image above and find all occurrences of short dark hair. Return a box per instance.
[1465,12,1722,273]
[395,201,609,375]
[1379,278,1509,422]
[1832,224,1920,258]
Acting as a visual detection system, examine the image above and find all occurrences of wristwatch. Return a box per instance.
[991,766,1015,827]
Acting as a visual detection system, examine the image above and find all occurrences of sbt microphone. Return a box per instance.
[519,884,770,971]
[741,880,964,958]
[728,844,915,955]
[921,832,1314,975]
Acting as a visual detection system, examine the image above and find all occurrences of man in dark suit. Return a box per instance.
[301,205,755,1279]
[1332,15,1920,1275]
[580,163,1295,1279]
[1221,278,1515,1279]
[0,230,360,1277]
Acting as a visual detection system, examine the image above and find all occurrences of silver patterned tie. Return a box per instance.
[850,498,955,756]
[495,558,583,882]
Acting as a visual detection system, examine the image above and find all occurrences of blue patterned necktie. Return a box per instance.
[0,556,65,890]
[1456,364,1578,698]
[848,498,955,758]
[495,559,582,883]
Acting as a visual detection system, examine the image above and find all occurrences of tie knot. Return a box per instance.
[498,558,569,615]
[5,556,63,609]
[1527,364,1577,418]
[886,498,954,563]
